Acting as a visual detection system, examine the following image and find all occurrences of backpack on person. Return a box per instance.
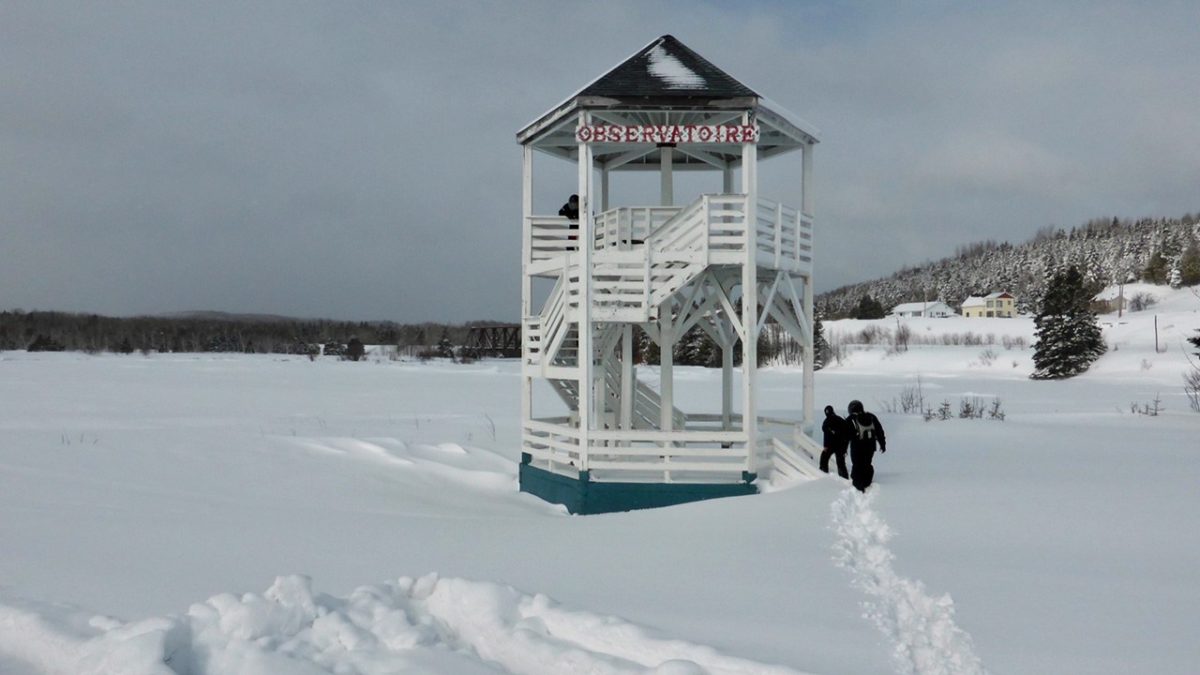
[850,415,876,441]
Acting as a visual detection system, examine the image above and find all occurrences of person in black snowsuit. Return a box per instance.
[558,194,579,220]
[559,194,579,249]
[820,405,850,479]
[846,399,886,492]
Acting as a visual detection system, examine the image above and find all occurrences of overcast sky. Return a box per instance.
[3,1,1199,322]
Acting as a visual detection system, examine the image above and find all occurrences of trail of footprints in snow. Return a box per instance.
[0,574,807,675]
[832,488,988,675]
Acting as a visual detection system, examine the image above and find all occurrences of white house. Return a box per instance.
[889,301,955,318]
[962,292,1016,318]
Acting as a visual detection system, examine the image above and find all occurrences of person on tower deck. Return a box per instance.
[558,194,579,220]
[558,194,579,250]
[846,399,886,492]
[820,405,850,479]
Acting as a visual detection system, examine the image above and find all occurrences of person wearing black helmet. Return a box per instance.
[846,399,886,491]
[820,405,850,479]
[558,194,579,220]
[558,194,580,250]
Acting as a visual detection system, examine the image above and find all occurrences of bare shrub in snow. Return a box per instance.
[923,400,954,422]
[1184,369,1200,413]
[827,333,847,365]
[977,349,998,366]
[988,398,1006,421]
[858,325,885,345]
[1130,394,1163,416]
[925,397,1002,422]
[895,323,912,352]
[1128,292,1157,312]
[900,377,925,414]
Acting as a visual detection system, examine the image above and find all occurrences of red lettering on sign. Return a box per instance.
[576,123,758,144]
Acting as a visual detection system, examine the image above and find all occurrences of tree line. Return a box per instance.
[0,310,495,357]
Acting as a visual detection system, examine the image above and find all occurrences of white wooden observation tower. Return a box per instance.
[517,35,823,514]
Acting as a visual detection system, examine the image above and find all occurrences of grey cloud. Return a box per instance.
[2,1,1199,321]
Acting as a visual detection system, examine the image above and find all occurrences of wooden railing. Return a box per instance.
[755,197,813,273]
[524,424,750,482]
[522,418,584,475]
[522,412,822,484]
[530,216,578,261]
[523,271,576,367]
[529,194,808,323]
[530,194,807,271]
[595,206,681,251]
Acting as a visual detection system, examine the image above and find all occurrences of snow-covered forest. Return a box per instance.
[819,213,1200,317]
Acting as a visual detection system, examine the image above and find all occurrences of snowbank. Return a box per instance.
[0,575,804,675]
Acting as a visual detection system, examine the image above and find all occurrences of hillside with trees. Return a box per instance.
[818,213,1200,318]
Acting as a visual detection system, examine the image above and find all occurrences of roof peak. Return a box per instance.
[575,34,757,101]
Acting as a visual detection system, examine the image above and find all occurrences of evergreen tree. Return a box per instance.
[674,325,718,367]
[852,294,886,319]
[636,326,659,365]
[436,331,455,359]
[1178,237,1200,286]
[1188,330,1200,359]
[347,337,365,362]
[1031,266,1106,379]
[813,318,829,371]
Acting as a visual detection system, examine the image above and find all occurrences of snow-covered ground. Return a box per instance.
[2,287,1198,674]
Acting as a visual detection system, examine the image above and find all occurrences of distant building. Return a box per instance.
[962,292,1016,318]
[889,301,955,318]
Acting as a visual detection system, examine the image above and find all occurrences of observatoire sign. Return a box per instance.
[576,124,759,144]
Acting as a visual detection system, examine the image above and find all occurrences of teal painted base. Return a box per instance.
[518,461,757,515]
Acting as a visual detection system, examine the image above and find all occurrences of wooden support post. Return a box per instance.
[621,325,633,430]
[801,142,815,434]
[601,168,610,212]
[577,111,594,471]
[801,142,814,219]
[659,316,674,438]
[595,346,607,430]
[802,274,815,433]
[723,162,734,194]
[741,114,758,475]
[521,144,533,434]
[660,146,673,206]
[722,341,733,430]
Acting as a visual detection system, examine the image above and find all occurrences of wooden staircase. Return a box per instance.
[591,194,747,323]
[545,329,686,431]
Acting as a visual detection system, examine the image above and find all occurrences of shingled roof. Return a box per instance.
[577,35,758,101]
[517,35,818,156]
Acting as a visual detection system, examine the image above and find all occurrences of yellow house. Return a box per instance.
[962,292,1016,318]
